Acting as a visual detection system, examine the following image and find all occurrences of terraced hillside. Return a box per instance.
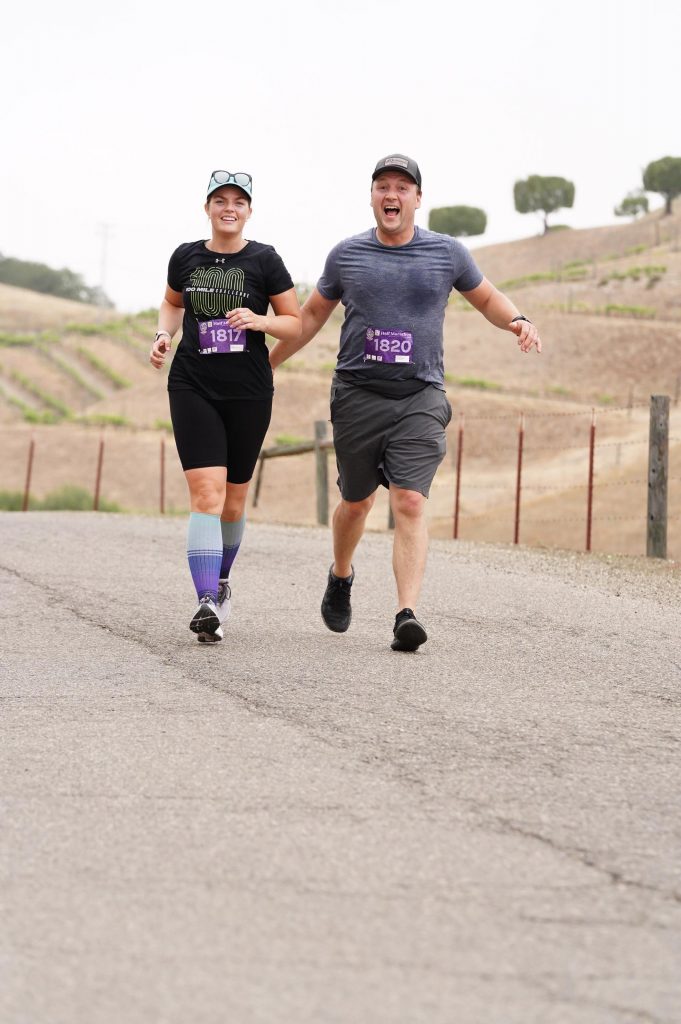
[2,203,680,558]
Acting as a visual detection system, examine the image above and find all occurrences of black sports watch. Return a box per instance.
[511,315,532,324]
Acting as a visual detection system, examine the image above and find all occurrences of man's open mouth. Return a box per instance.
[384,206,400,216]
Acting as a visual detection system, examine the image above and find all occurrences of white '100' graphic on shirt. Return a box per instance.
[188,266,247,317]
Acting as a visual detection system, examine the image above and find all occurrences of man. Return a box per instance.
[270,154,541,652]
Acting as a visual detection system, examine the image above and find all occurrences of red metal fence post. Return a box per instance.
[453,413,464,539]
[513,413,525,545]
[22,436,35,512]
[586,409,596,552]
[160,437,166,515]
[93,435,105,511]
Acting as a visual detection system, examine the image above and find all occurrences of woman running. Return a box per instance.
[150,170,301,642]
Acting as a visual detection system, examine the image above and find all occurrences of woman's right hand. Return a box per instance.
[150,335,171,369]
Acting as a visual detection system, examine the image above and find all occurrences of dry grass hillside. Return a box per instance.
[2,205,680,559]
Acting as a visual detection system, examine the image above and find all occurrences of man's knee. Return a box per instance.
[339,494,375,521]
[390,487,426,520]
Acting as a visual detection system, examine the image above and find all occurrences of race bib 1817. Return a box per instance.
[198,319,247,355]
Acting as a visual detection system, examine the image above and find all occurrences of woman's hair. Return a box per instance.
[207,187,251,207]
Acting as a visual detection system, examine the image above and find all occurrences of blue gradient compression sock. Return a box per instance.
[220,515,245,579]
[187,512,222,602]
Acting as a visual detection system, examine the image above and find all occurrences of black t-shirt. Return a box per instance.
[166,239,294,400]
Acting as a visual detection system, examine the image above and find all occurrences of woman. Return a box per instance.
[150,170,301,643]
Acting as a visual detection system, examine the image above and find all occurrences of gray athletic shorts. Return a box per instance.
[330,379,453,501]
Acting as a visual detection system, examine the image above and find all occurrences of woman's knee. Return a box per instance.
[222,482,250,520]
[186,470,226,515]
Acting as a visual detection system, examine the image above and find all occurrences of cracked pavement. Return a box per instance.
[1,513,680,1023]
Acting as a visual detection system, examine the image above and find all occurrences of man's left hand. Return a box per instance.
[510,319,542,354]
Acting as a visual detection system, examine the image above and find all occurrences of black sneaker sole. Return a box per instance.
[197,630,223,644]
[391,618,428,652]
[190,604,220,636]
[321,601,352,632]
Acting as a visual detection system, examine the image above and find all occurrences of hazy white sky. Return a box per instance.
[2,0,679,312]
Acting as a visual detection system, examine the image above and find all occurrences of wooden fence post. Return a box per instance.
[647,395,669,558]
[314,420,329,526]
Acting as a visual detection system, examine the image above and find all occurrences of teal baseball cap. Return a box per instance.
[207,170,253,201]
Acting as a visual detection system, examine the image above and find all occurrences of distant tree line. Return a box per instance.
[428,154,681,240]
[0,254,112,306]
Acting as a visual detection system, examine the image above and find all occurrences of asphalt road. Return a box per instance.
[1,513,680,1024]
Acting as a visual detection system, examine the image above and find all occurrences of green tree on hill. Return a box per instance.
[614,190,649,219]
[513,175,575,234]
[428,206,487,238]
[0,253,112,306]
[642,156,681,215]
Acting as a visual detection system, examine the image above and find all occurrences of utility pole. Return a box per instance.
[97,223,112,316]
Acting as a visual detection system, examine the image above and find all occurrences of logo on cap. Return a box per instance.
[384,157,408,168]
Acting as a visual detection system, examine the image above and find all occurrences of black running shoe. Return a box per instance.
[391,608,428,652]
[321,564,354,633]
[190,595,222,641]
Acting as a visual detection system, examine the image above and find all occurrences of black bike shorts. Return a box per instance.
[169,389,272,482]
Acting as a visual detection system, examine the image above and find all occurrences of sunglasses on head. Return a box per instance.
[210,171,252,189]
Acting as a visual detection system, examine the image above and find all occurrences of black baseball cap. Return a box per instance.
[371,154,422,189]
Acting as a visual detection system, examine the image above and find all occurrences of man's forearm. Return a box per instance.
[269,332,311,369]
[270,304,328,369]
[478,285,521,330]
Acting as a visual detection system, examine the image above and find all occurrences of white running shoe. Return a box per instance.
[217,578,232,624]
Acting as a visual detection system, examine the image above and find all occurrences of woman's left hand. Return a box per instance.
[226,307,268,333]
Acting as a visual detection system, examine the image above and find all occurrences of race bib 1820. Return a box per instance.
[198,319,247,355]
[363,328,413,364]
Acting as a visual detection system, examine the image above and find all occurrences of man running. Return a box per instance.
[270,154,541,652]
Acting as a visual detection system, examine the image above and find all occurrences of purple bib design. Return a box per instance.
[198,319,247,355]
[363,328,414,364]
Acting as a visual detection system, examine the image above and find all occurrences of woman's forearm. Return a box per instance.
[261,313,302,344]
[157,299,184,338]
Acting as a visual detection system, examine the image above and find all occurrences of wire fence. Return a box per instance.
[437,398,679,558]
[3,397,679,560]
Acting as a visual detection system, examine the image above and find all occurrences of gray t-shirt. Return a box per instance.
[316,226,483,389]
